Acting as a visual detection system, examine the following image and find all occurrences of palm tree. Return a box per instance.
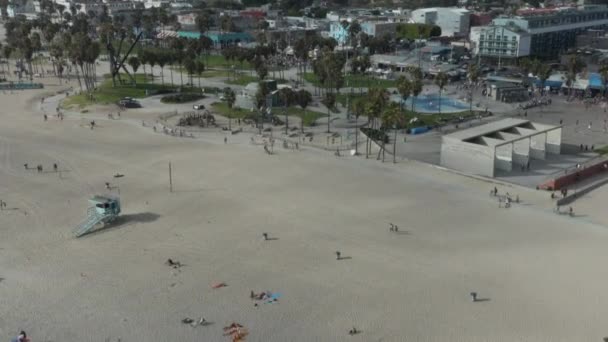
[536,63,552,95]
[396,75,412,116]
[467,64,479,115]
[195,60,205,89]
[296,89,312,133]
[138,49,148,81]
[566,55,586,97]
[382,106,403,163]
[156,51,167,85]
[599,62,608,98]
[366,87,389,159]
[278,87,295,134]
[434,72,448,114]
[127,56,140,86]
[408,66,423,112]
[183,56,196,87]
[222,87,236,130]
[352,98,366,155]
[2,45,12,79]
[321,92,336,133]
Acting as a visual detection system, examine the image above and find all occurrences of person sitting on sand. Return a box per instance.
[11,331,29,342]
[348,327,359,335]
[166,258,182,268]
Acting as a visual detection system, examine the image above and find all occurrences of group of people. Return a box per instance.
[23,163,58,173]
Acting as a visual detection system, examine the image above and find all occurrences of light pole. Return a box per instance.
[113,173,124,195]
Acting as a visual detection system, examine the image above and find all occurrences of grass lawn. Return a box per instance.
[202,55,252,69]
[210,102,250,119]
[595,145,608,155]
[211,102,326,126]
[336,92,366,107]
[401,109,480,129]
[302,73,397,89]
[225,74,259,86]
[62,73,182,109]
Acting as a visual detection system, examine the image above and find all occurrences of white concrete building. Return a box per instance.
[411,7,470,37]
[474,5,608,59]
[470,25,531,58]
[441,119,562,177]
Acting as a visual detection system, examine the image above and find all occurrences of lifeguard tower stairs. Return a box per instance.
[73,195,121,237]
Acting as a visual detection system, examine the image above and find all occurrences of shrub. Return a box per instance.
[361,128,389,144]
[160,93,204,104]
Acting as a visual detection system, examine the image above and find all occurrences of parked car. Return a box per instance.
[193,104,205,110]
[118,99,141,108]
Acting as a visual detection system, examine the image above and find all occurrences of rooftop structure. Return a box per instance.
[441,119,562,177]
[411,7,471,37]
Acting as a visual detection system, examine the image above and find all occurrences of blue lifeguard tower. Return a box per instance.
[73,195,121,237]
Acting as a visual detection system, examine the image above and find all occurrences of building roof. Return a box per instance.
[444,118,560,146]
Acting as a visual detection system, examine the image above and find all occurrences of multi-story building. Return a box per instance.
[411,7,470,37]
[471,25,531,59]
[360,21,398,37]
[472,5,608,59]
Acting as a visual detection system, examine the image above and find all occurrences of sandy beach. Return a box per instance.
[2,78,608,342]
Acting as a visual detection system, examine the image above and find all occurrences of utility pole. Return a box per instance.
[169,162,173,193]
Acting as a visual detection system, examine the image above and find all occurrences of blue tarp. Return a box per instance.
[410,126,430,135]
[534,79,562,89]
[588,73,604,89]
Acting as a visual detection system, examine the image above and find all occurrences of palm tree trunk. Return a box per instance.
[170,64,174,85]
[179,63,183,87]
[74,65,83,91]
[354,118,359,155]
[393,129,397,163]
[326,106,330,133]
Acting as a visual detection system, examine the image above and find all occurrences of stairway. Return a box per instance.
[73,208,108,238]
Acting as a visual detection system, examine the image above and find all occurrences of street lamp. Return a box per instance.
[113,173,124,195]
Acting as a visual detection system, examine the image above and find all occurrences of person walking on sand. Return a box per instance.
[224,136,227,144]
[53,163,58,172]
[23,163,28,170]
[470,292,477,302]
[336,251,341,260]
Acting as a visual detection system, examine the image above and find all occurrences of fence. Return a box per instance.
[0,82,44,90]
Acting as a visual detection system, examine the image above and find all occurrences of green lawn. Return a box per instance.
[210,102,250,119]
[211,102,325,126]
[595,145,608,155]
[225,74,259,86]
[202,54,252,69]
[62,74,200,109]
[336,92,366,107]
[302,73,397,89]
[399,109,480,129]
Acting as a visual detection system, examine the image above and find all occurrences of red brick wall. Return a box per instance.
[539,161,608,190]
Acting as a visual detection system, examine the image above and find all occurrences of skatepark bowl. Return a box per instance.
[401,94,469,114]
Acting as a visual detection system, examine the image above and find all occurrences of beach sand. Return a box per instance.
[1,80,608,342]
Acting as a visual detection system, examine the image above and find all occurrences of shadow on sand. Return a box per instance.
[82,212,160,237]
